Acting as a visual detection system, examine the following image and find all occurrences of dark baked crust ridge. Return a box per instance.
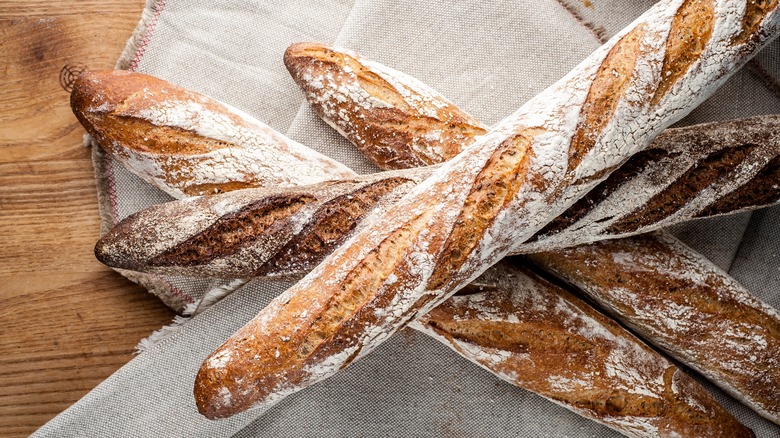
[529,147,680,239]
[416,261,754,437]
[195,1,780,419]
[284,43,488,170]
[148,194,316,267]
[605,144,760,234]
[253,175,417,277]
[528,232,780,425]
[95,169,431,278]
[521,115,780,251]
[96,115,780,277]
[697,154,780,216]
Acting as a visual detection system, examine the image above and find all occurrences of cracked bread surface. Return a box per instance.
[71,70,355,198]
[195,0,780,419]
[284,43,488,170]
[530,232,780,424]
[414,261,755,438]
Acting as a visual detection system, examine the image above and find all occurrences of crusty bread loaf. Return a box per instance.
[528,232,780,425]
[287,42,780,252]
[94,114,780,278]
[194,1,780,419]
[283,43,488,169]
[95,168,429,278]
[78,71,758,436]
[412,260,754,438]
[70,70,355,198]
[289,43,780,425]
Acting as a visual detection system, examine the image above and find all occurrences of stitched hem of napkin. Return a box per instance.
[116,0,167,71]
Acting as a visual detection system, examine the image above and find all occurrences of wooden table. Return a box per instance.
[0,2,176,436]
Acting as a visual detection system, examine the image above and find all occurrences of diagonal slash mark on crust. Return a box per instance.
[557,0,780,101]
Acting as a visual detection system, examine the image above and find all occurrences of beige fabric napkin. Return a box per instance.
[34,0,780,436]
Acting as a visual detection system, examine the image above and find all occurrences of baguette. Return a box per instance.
[411,261,754,438]
[70,70,355,199]
[195,0,780,418]
[76,74,756,437]
[95,114,780,277]
[283,43,488,169]
[289,43,780,425]
[528,232,780,425]
[96,168,428,278]
[286,42,780,252]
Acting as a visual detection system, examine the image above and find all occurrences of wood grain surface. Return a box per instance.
[0,1,176,437]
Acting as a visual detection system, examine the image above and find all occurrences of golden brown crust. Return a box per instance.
[193,191,449,417]
[283,43,780,427]
[193,210,435,416]
[734,0,779,45]
[529,232,780,424]
[71,70,355,198]
[418,262,753,438]
[284,43,487,169]
[570,25,644,174]
[651,0,714,104]
[71,71,242,156]
[429,129,538,289]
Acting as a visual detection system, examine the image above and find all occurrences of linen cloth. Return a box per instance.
[34,0,780,436]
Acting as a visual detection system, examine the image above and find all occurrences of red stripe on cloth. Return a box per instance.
[129,0,169,72]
